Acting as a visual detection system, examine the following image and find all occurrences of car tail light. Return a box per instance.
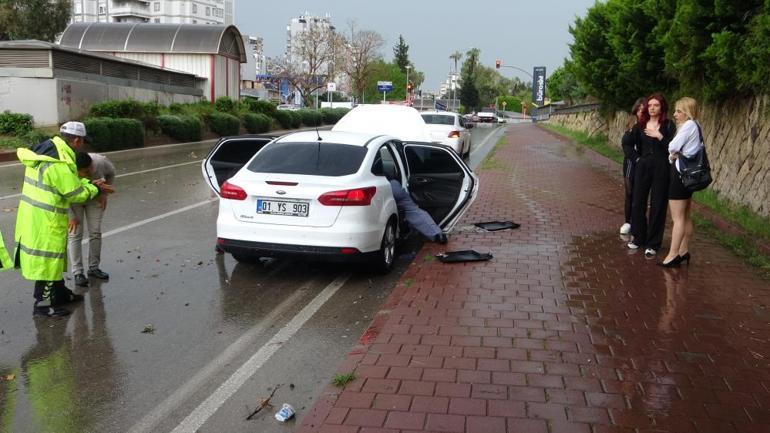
[448,130,461,138]
[340,247,360,254]
[318,187,376,206]
[220,181,247,200]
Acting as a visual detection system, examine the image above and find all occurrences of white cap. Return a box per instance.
[60,121,87,137]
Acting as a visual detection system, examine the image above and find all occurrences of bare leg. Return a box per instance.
[664,199,687,263]
[678,198,694,255]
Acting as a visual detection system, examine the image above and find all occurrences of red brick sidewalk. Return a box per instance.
[297,124,770,433]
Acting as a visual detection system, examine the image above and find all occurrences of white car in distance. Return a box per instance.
[420,111,472,158]
[202,130,478,273]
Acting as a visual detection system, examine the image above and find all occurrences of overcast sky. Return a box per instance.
[234,0,595,91]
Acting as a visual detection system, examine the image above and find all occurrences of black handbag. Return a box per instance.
[678,123,713,192]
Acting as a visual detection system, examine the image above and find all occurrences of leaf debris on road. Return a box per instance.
[246,384,281,420]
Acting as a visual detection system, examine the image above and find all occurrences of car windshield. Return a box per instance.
[421,114,455,125]
[247,142,367,176]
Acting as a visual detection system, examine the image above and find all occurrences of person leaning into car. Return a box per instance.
[388,179,447,244]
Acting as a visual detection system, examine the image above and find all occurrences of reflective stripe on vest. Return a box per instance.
[16,242,67,259]
[19,195,68,215]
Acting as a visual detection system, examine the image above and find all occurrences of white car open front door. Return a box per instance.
[202,135,276,195]
[400,142,479,232]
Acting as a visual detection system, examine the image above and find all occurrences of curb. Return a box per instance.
[538,124,770,257]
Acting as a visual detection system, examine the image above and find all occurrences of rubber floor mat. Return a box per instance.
[474,221,521,231]
[436,250,493,263]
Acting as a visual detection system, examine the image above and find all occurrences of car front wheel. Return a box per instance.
[372,220,396,274]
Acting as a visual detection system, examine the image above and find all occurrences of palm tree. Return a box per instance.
[449,51,462,74]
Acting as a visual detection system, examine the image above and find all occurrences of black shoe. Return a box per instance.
[74,273,89,287]
[88,268,110,280]
[33,302,71,317]
[680,252,691,265]
[433,233,448,244]
[656,256,682,268]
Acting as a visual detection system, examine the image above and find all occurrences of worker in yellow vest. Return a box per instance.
[0,231,10,270]
[14,121,114,317]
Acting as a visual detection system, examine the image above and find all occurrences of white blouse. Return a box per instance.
[668,119,703,172]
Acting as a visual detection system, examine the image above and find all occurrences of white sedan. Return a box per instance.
[420,111,472,158]
[202,130,478,273]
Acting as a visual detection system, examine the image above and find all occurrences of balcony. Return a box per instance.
[110,1,150,20]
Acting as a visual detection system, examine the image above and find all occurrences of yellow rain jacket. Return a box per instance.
[0,231,10,270]
[14,137,99,281]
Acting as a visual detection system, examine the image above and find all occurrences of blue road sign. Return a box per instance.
[435,101,447,110]
[377,80,393,92]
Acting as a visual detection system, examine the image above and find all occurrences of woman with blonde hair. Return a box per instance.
[658,97,701,267]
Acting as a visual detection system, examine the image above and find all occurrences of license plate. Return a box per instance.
[257,198,309,217]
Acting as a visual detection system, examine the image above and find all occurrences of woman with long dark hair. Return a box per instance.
[628,93,676,257]
[619,98,645,235]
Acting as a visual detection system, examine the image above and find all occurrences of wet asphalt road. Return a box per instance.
[0,125,503,433]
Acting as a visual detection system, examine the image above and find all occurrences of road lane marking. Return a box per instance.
[100,199,216,240]
[170,273,352,433]
[470,126,505,159]
[127,270,307,433]
[0,160,203,201]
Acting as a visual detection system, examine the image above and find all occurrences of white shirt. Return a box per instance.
[668,119,702,172]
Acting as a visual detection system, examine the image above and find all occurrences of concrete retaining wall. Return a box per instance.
[548,97,770,217]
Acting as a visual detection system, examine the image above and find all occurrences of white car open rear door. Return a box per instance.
[202,135,276,195]
[401,142,479,232]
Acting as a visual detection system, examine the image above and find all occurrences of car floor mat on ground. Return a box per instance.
[436,250,493,263]
[473,221,521,231]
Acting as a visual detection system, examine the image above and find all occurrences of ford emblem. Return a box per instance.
[276,190,286,195]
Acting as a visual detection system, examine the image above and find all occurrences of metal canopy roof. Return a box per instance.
[59,23,246,62]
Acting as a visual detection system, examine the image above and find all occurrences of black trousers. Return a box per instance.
[631,155,670,250]
[623,158,635,224]
[33,280,67,305]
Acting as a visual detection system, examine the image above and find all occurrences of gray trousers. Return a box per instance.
[68,200,104,275]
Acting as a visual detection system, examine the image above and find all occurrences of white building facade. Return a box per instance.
[70,0,234,25]
[285,13,334,66]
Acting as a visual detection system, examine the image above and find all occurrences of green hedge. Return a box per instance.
[243,99,277,117]
[296,109,323,127]
[157,114,204,142]
[319,108,350,124]
[273,110,302,129]
[205,112,240,136]
[214,96,237,114]
[84,117,144,151]
[89,100,160,119]
[0,111,34,136]
[242,113,272,134]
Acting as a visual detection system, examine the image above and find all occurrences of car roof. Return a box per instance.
[276,130,390,147]
[332,104,432,142]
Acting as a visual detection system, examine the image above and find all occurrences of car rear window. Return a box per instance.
[421,114,455,125]
[247,142,367,176]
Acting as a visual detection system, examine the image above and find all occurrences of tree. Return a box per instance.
[270,23,343,107]
[0,0,72,42]
[547,63,587,105]
[449,51,462,74]
[341,23,385,104]
[393,34,410,73]
[459,48,481,111]
[364,60,407,101]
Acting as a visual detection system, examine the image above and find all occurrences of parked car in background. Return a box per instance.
[332,104,432,142]
[420,110,472,158]
[476,111,496,123]
[202,130,478,273]
[277,104,300,111]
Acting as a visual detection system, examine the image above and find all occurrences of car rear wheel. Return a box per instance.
[372,220,396,274]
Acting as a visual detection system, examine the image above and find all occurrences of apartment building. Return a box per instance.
[70,0,234,25]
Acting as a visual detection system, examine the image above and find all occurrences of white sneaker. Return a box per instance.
[619,223,631,235]
[644,248,656,257]
[627,242,640,250]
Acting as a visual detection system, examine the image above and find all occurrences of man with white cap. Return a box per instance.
[14,121,115,317]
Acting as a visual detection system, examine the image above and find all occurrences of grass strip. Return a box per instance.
[479,136,508,170]
[540,123,624,163]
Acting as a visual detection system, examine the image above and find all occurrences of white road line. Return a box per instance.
[470,126,505,159]
[100,199,216,240]
[170,273,351,433]
[127,271,307,433]
[0,160,202,201]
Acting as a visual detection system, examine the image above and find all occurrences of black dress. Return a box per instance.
[630,119,676,251]
[621,126,641,225]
